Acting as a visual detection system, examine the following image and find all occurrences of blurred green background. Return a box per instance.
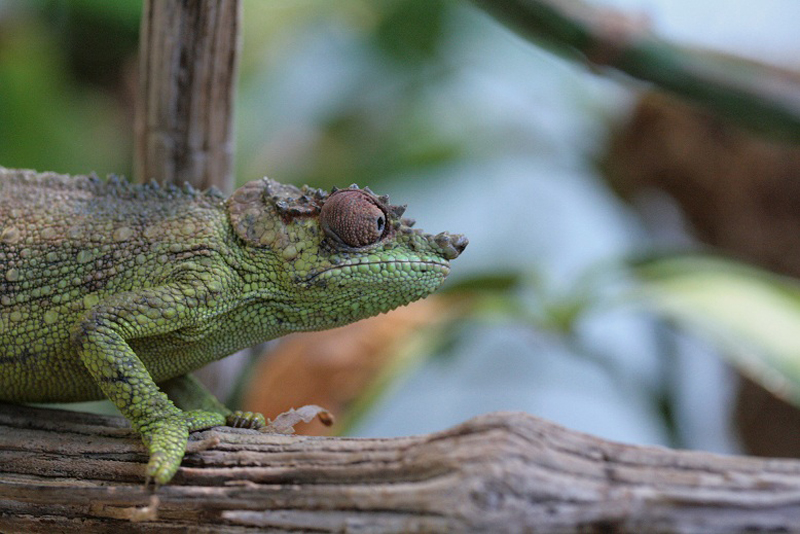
[4,0,800,457]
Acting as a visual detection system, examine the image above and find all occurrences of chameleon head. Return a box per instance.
[227,178,467,329]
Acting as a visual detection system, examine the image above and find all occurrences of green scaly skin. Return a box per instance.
[0,167,467,485]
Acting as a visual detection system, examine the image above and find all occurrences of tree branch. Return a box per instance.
[2,404,800,532]
[133,0,241,191]
[470,0,800,142]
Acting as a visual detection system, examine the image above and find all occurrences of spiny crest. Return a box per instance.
[0,167,226,201]
[266,179,327,218]
[227,177,410,249]
[227,178,321,249]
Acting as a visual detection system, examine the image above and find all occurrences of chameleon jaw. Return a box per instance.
[305,259,451,284]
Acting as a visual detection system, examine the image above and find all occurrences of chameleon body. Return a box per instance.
[0,167,467,484]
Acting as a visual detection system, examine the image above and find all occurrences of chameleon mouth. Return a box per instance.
[306,259,450,283]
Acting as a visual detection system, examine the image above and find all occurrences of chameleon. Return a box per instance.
[0,166,467,484]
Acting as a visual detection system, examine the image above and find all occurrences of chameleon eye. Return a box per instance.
[320,189,388,247]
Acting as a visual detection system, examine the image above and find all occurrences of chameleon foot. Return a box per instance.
[226,410,266,429]
[141,410,226,485]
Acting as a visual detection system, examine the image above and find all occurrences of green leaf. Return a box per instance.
[632,254,800,405]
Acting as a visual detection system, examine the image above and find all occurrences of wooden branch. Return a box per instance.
[470,0,800,142]
[2,404,800,532]
[134,0,241,191]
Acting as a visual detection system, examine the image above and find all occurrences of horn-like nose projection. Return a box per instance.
[433,232,469,260]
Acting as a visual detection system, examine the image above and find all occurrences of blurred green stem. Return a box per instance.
[470,0,800,142]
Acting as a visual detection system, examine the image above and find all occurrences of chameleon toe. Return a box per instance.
[141,418,190,485]
[227,410,266,429]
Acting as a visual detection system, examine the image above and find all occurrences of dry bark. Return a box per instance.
[1,404,800,533]
[133,0,241,192]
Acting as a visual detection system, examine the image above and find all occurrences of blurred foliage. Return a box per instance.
[0,0,137,176]
[633,254,800,408]
[0,0,472,186]
[235,0,471,190]
[375,0,448,65]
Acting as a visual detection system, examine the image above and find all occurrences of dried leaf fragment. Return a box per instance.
[262,405,334,434]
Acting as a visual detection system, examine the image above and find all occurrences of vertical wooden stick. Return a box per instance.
[134,0,241,193]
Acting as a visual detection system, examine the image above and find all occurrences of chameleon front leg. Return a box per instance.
[160,373,266,429]
[72,285,229,485]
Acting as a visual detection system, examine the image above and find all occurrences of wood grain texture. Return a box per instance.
[1,404,800,533]
[134,0,241,192]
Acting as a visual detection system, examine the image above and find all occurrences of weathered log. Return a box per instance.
[1,404,800,533]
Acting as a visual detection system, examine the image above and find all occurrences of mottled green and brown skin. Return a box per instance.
[0,167,466,484]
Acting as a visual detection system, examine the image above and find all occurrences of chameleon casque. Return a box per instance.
[0,166,467,484]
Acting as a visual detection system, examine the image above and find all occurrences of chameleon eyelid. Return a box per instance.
[319,189,389,248]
